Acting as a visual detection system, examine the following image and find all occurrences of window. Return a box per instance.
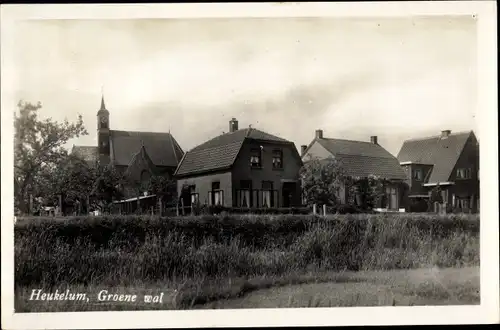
[272,149,283,169]
[189,185,199,204]
[456,168,472,179]
[238,180,252,207]
[250,148,262,168]
[457,197,470,210]
[262,181,274,207]
[413,168,422,181]
[210,182,223,206]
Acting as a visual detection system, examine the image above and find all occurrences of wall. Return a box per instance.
[302,140,331,160]
[448,133,480,211]
[176,171,233,207]
[232,140,303,207]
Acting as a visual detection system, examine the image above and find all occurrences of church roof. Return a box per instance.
[109,130,184,168]
[72,130,184,168]
[72,96,184,169]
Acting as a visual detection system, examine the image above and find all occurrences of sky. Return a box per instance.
[9,16,477,156]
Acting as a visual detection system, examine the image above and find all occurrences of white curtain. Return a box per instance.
[262,191,271,207]
[240,190,250,207]
[191,194,198,204]
[214,191,221,205]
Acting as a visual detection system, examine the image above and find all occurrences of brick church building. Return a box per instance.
[71,96,184,211]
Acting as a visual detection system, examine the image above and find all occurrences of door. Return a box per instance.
[282,182,297,207]
[386,186,398,210]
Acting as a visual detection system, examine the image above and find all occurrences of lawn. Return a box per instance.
[15,266,479,312]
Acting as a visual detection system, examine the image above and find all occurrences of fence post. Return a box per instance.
[29,194,33,215]
[59,194,62,216]
[323,204,326,216]
[313,204,317,215]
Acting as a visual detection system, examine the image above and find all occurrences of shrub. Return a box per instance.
[14,213,479,286]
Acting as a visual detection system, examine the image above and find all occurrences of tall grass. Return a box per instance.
[15,213,479,288]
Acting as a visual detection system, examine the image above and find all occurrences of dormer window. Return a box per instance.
[413,168,422,181]
[250,148,262,168]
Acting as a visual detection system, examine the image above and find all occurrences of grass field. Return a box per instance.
[14,213,480,312]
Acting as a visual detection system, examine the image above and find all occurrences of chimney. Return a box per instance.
[441,130,451,138]
[229,118,238,133]
[315,129,323,139]
[370,136,378,145]
[301,145,308,156]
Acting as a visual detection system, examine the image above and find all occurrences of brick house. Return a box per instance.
[396,130,479,213]
[71,96,184,210]
[301,129,408,211]
[174,118,303,208]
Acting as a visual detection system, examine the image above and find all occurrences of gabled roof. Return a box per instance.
[303,137,407,180]
[396,130,473,184]
[110,130,184,168]
[124,145,157,178]
[71,146,98,163]
[175,127,294,177]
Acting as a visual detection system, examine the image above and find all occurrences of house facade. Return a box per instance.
[397,130,479,213]
[71,96,184,207]
[301,130,408,211]
[174,118,303,208]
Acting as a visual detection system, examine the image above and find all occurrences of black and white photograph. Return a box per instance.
[1,2,498,329]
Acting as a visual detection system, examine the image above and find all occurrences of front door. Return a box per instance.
[282,182,297,207]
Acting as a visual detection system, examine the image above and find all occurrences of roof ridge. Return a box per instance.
[322,137,378,145]
[111,129,174,136]
[335,152,394,159]
[168,133,179,164]
[402,130,472,143]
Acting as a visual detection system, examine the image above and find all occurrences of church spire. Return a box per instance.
[100,95,106,111]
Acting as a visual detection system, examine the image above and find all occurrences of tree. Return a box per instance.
[299,155,347,207]
[90,164,125,212]
[146,174,177,206]
[348,175,389,210]
[14,101,87,214]
[428,184,443,212]
[36,154,96,212]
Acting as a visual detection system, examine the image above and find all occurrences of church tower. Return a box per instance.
[97,95,110,164]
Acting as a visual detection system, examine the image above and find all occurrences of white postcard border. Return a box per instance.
[1,2,498,329]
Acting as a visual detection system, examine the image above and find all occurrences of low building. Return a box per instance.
[301,129,408,211]
[397,130,479,213]
[174,118,303,208]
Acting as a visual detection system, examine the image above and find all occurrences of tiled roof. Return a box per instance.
[313,138,407,180]
[110,130,184,168]
[175,128,293,176]
[396,131,472,184]
[71,146,98,163]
